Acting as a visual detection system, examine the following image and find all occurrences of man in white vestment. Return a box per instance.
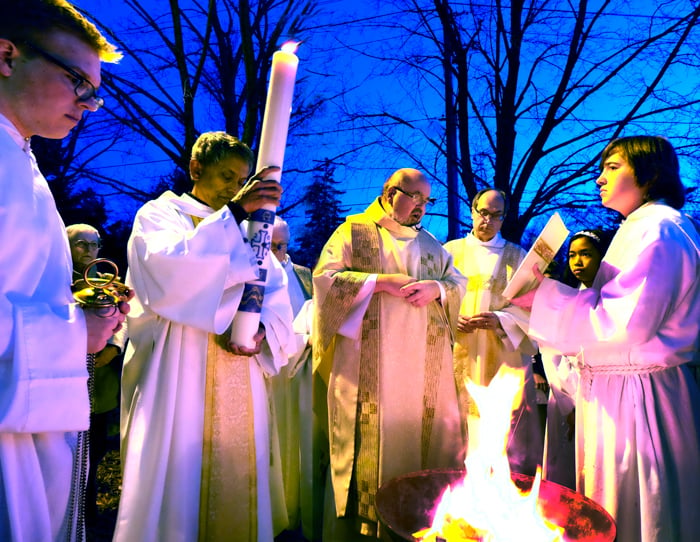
[114,132,295,542]
[314,168,467,540]
[268,216,317,538]
[443,188,543,475]
[0,3,126,540]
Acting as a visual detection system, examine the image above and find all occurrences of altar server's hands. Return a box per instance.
[510,264,545,312]
[232,166,282,213]
[84,289,132,354]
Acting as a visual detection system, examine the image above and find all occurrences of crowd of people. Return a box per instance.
[1,1,699,542]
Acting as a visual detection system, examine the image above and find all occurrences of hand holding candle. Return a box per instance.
[231,166,282,213]
[230,42,300,348]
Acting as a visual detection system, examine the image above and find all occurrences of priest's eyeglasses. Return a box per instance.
[394,186,436,207]
[473,207,505,222]
[21,41,105,109]
[73,240,102,251]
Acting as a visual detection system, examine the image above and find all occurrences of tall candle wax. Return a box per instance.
[230,43,299,348]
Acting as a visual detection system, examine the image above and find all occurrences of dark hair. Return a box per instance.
[599,135,685,209]
[561,229,613,286]
[191,131,254,171]
[0,0,121,62]
[472,188,509,217]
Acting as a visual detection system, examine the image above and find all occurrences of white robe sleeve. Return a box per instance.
[0,133,89,433]
[127,196,259,334]
[256,253,295,376]
[530,219,698,363]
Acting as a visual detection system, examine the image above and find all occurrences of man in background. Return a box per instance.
[314,168,466,540]
[444,188,543,475]
[0,1,127,539]
[66,224,127,526]
[268,216,317,538]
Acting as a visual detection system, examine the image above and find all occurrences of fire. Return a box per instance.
[414,366,564,542]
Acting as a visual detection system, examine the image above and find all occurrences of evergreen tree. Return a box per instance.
[292,161,349,269]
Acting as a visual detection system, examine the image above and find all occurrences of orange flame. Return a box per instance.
[415,366,564,542]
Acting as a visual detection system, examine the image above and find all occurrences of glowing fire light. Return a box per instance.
[415,366,564,542]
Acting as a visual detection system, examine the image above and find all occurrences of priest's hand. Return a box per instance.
[400,280,440,308]
[468,311,505,331]
[456,314,478,333]
[375,273,416,297]
[226,325,266,356]
[232,166,282,213]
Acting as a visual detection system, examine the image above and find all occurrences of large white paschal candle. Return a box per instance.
[230,41,300,348]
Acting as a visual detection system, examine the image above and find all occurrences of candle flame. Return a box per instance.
[281,41,301,54]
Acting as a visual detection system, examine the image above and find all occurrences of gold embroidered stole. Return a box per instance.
[292,263,313,299]
[189,209,259,539]
[349,223,381,526]
[349,222,448,528]
[415,241,452,468]
[198,333,257,540]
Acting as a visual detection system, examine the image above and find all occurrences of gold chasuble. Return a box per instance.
[199,337,257,541]
[314,199,467,539]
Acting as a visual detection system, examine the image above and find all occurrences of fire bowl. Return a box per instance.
[375,468,616,542]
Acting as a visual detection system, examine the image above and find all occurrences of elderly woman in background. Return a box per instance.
[514,136,700,542]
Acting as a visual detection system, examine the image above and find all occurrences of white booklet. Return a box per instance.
[502,212,570,299]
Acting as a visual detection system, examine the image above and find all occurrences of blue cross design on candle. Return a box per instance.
[250,228,271,262]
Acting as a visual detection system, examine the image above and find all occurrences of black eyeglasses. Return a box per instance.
[21,41,104,109]
[473,207,505,222]
[271,242,288,252]
[394,186,436,207]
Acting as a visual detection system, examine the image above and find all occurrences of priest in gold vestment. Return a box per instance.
[314,169,467,540]
[443,188,543,476]
[114,132,295,542]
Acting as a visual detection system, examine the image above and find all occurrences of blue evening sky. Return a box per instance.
[76,0,700,244]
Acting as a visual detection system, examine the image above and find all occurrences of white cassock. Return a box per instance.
[539,346,579,489]
[530,202,700,542]
[114,191,295,542]
[0,114,90,541]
